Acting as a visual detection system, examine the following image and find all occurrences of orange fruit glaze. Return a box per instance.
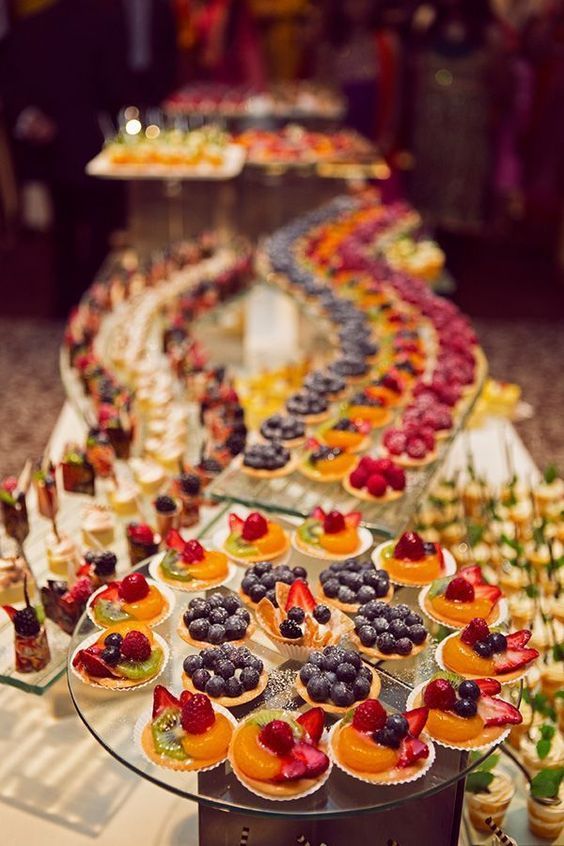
[181,713,232,760]
[232,723,282,780]
[426,710,484,743]
[337,725,397,773]
[442,637,495,676]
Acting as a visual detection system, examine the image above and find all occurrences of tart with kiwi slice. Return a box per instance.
[71,622,167,690]
[293,507,370,560]
[222,512,290,564]
[373,531,455,588]
[151,530,231,592]
[87,572,173,628]
[419,566,506,629]
[316,416,372,454]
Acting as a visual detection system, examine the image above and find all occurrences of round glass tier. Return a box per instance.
[68,513,514,820]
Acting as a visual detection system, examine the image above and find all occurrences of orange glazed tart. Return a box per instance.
[329,699,434,785]
[150,530,231,591]
[316,417,372,454]
[298,439,357,482]
[373,531,455,587]
[420,566,506,629]
[408,675,522,751]
[229,706,331,800]
[293,507,371,560]
[436,619,539,682]
[138,686,235,771]
[222,512,289,564]
[345,390,393,427]
[87,572,173,628]
[71,622,168,689]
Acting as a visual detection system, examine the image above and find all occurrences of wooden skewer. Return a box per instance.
[16,458,33,498]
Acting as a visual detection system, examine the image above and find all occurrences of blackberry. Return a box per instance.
[155,495,176,513]
[280,619,302,639]
[13,606,40,637]
[92,551,117,576]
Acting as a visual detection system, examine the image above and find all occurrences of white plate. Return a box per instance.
[371,541,456,587]
[148,550,238,592]
[70,629,169,690]
[86,578,176,628]
[418,585,508,631]
[290,526,373,562]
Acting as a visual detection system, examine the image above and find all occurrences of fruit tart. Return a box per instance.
[346,390,392,427]
[138,686,235,772]
[351,602,429,660]
[381,425,437,468]
[221,512,290,564]
[316,417,372,454]
[373,531,455,587]
[239,561,308,608]
[407,675,522,751]
[296,645,381,713]
[436,619,539,682]
[240,441,297,478]
[229,707,331,800]
[293,508,370,560]
[71,622,168,689]
[87,572,173,628]
[151,530,231,592]
[285,389,330,424]
[329,699,434,785]
[419,566,506,629]
[178,591,254,647]
[319,559,393,612]
[182,644,268,706]
[255,579,354,661]
[298,440,357,482]
[343,455,406,502]
[259,414,306,448]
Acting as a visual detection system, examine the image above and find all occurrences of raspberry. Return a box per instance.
[69,577,94,604]
[120,630,151,662]
[259,719,294,756]
[323,510,345,534]
[406,437,427,459]
[181,693,215,734]
[386,466,406,491]
[383,428,406,455]
[182,539,205,563]
[445,577,475,603]
[352,699,386,733]
[242,512,268,541]
[118,573,149,602]
[423,678,456,710]
[461,617,490,645]
[372,458,394,475]
[349,468,368,489]
[366,473,387,498]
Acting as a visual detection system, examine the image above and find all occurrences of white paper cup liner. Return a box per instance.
[371,541,456,587]
[291,526,373,562]
[418,586,508,630]
[434,632,530,685]
[148,552,238,593]
[86,579,176,629]
[70,630,169,691]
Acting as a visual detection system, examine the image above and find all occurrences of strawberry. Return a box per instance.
[118,572,149,603]
[182,539,205,563]
[493,646,539,675]
[352,699,386,733]
[344,511,361,528]
[285,579,316,612]
[404,707,429,738]
[324,510,346,534]
[473,584,502,604]
[179,689,193,707]
[505,630,532,649]
[367,473,387,497]
[297,708,325,745]
[165,529,186,552]
[477,695,522,727]
[181,693,215,734]
[242,512,268,541]
[75,648,116,678]
[394,531,425,561]
[458,566,485,586]
[152,685,180,718]
[398,736,429,768]
[423,678,456,710]
[276,757,307,782]
[228,513,244,534]
[349,468,368,489]
[260,720,295,756]
[291,742,330,778]
[475,678,502,696]
[311,506,326,522]
[461,618,490,646]
[445,577,475,602]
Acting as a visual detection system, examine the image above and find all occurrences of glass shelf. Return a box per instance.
[67,509,513,820]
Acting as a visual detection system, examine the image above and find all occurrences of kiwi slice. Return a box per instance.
[225,535,257,558]
[160,551,193,582]
[117,646,163,680]
[152,708,187,760]
[95,599,130,624]
[297,519,320,546]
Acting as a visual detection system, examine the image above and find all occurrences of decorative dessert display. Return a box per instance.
[228,706,331,800]
[3,581,51,673]
[239,561,308,607]
[178,592,254,647]
[420,566,506,629]
[298,440,357,482]
[240,442,296,478]
[71,622,167,689]
[380,424,437,467]
[351,601,429,659]
[182,644,268,706]
[329,699,434,785]
[292,507,369,560]
[318,559,393,612]
[437,620,539,682]
[151,530,231,592]
[343,455,406,502]
[138,686,235,772]
[373,531,455,587]
[296,645,381,713]
[221,512,289,564]
[259,414,306,448]
[87,572,173,628]
[126,523,160,567]
[316,417,371,454]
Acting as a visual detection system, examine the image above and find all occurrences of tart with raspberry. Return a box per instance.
[182,644,268,706]
[178,591,255,647]
[139,686,235,772]
[420,566,505,629]
[316,417,372,454]
[329,699,434,785]
[298,439,357,482]
[351,602,429,660]
[222,512,290,564]
[240,442,298,479]
[229,707,331,799]
[345,390,392,427]
[296,645,381,714]
[373,531,455,587]
[381,425,437,468]
[407,675,522,750]
[436,619,538,682]
[87,572,173,628]
[150,530,231,591]
[318,560,393,612]
[293,508,370,560]
[365,373,404,408]
[343,455,406,502]
[71,622,168,689]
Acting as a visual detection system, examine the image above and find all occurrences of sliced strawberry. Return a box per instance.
[297,707,324,745]
[179,690,193,707]
[493,647,539,675]
[398,736,429,768]
[344,511,361,528]
[403,707,428,738]
[276,756,307,782]
[506,630,532,649]
[305,437,320,451]
[436,544,445,571]
[473,584,502,604]
[475,678,502,696]
[477,695,522,727]
[152,685,181,718]
[285,579,316,612]
[75,648,116,678]
[311,506,326,522]
[459,565,485,586]
[291,741,330,778]
[228,513,244,534]
[165,529,186,552]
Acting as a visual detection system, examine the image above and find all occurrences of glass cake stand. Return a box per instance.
[67,512,516,846]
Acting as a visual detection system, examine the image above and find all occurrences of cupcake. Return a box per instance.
[81,504,115,548]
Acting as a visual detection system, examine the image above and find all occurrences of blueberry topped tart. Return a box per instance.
[295,645,381,713]
[351,602,429,660]
[259,414,305,447]
[241,441,295,478]
[319,559,393,611]
[285,390,329,423]
[179,592,254,647]
[303,369,346,399]
[182,643,268,706]
[240,561,308,607]
[328,356,370,380]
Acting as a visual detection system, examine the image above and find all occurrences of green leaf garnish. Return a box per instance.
[530,767,564,800]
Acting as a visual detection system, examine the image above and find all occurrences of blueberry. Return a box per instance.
[353,676,372,700]
[387,607,401,621]
[395,604,412,619]
[405,612,423,627]
[358,624,377,647]
[300,663,321,684]
[277,570,294,585]
[208,593,224,609]
[319,569,333,584]
[322,652,341,672]
[249,583,267,603]
[362,570,382,588]
[190,597,209,611]
[265,588,278,606]
[331,682,355,707]
[357,585,377,604]
[487,633,508,654]
[205,676,226,697]
[246,656,264,673]
[183,609,196,626]
[292,566,307,579]
[372,616,390,634]
[223,594,242,614]
[375,579,391,598]
[343,572,363,592]
[313,604,331,624]
[336,662,357,683]
[308,651,326,668]
[104,632,123,649]
[454,697,478,718]
[386,714,409,737]
[183,654,203,676]
[101,646,120,665]
[324,671,338,686]
[389,620,408,639]
[395,638,413,656]
[342,650,361,669]
[307,674,330,702]
[209,607,229,625]
[240,667,260,690]
[261,573,276,589]
[354,614,370,632]
[208,624,226,644]
[201,648,222,668]
[338,586,356,604]
[280,619,302,639]
[358,665,373,681]
[253,561,271,576]
[323,579,340,598]
[232,649,247,669]
[216,659,235,679]
[190,601,211,619]
[224,616,247,640]
[189,618,210,640]
[234,607,251,623]
[225,677,243,698]
[459,680,480,701]
[241,575,258,594]
[376,632,396,654]
[192,668,211,690]
[474,639,493,658]
[363,600,387,620]
[407,625,427,645]
[374,727,401,749]
[288,606,305,624]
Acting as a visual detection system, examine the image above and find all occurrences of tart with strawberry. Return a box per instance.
[222,512,290,564]
[316,417,372,454]
[293,508,369,560]
[373,531,455,587]
[229,707,331,799]
[298,439,357,482]
[437,619,539,682]
[139,686,235,772]
[343,455,406,502]
[381,424,437,468]
[255,579,354,659]
[365,373,405,408]
[150,530,231,591]
[408,675,522,751]
[420,566,506,629]
[329,699,434,785]
[345,390,392,427]
[71,622,168,689]
[87,572,173,628]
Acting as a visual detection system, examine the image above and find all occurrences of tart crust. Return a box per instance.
[141,722,231,772]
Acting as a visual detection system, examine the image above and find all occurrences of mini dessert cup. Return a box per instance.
[81,504,115,548]
[153,496,182,536]
[0,483,29,543]
[60,446,95,495]
[126,523,161,567]
[527,795,564,841]
[3,581,51,673]
[466,771,515,833]
[46,531,81,579]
